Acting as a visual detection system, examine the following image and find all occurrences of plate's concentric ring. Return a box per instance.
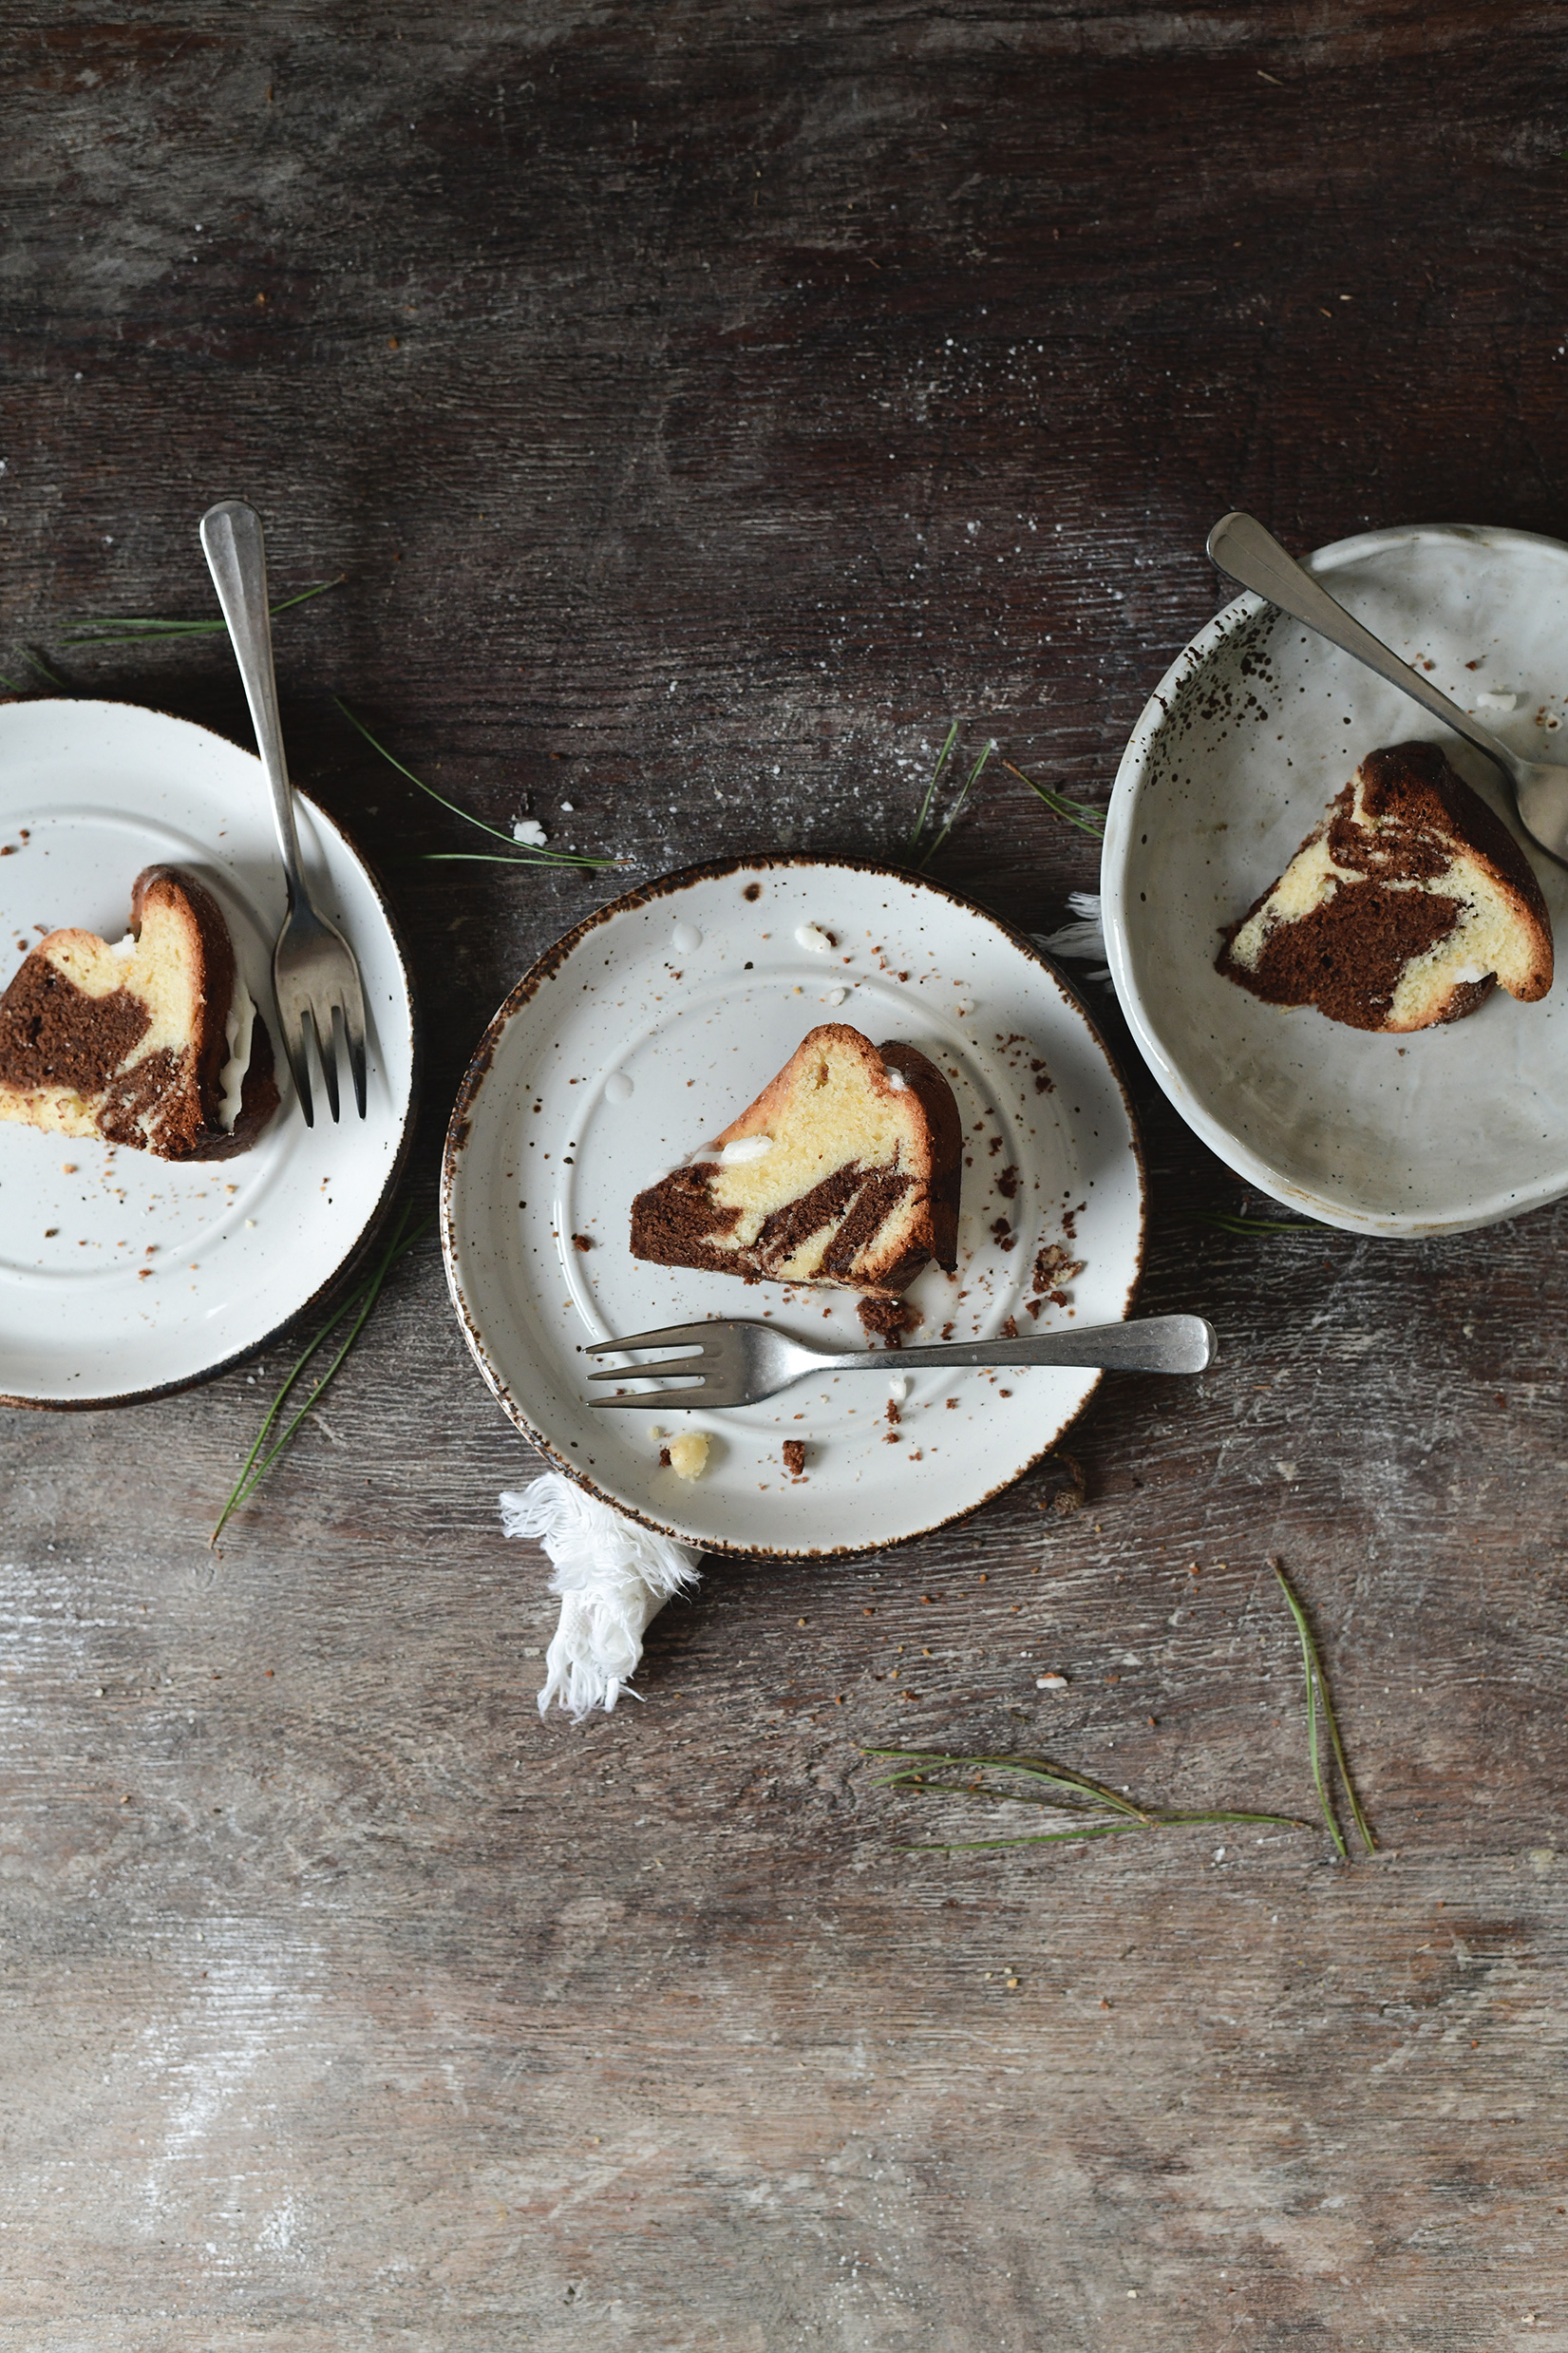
[1104,524,1568,1237]
[0,699,417,1407]
[442,854,1145,1557]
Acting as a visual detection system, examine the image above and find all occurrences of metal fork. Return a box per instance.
[585,1312,1216,1410]
[1208,510,1568,865]
[200,498,368,1123]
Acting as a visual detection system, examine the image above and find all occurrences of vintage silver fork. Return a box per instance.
[200,498,368,1123]
[585,1312,1215,1410]
[1208,510,1568,864]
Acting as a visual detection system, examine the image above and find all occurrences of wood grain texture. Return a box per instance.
[3,4,1567,2345]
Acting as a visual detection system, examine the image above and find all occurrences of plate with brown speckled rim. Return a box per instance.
[1105,523,1568,1236]
[0,698,416,1408]
[441,855,1146,1557]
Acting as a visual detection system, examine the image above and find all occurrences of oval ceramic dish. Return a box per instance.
[1103,523,1568,1236]
[0,698,417,1405]
[442,856,1146,1557]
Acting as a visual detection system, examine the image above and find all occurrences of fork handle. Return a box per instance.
[820,1313,1216,1376]
[1206,511,1518,786]
[200,500,311,908]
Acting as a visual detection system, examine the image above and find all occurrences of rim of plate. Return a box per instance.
[0,697,421,1411]
[441,850,1147,1557]
[1101,522,1568,1238]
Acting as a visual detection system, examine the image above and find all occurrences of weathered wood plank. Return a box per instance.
[1,3,1565,2345]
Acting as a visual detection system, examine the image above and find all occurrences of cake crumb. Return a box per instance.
[1035,1451,1086,1516]
[859,1295,920,1347]
[1032,1241,1085,1296]
[571,1232,594,1252]
[782,1439,806,1475]
[667,1431,709,1481]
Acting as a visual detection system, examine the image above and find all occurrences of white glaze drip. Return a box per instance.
[218,977,256,1132]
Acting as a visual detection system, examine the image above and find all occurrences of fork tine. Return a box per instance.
[585,1358,702,1381]
[587,1392,708,1410]
[584,1321,720,1355]
[318,1004,342,1123]
[279,1002,314,1128]
[345,1001,368,1118]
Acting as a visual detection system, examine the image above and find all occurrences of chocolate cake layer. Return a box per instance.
[0,865,280,1159]
[1218,742,1554,1034]
[631,1023,962,1297]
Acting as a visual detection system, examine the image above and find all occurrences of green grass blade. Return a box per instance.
[211,1232,407,1545]
[336,698,528,849]
[1274,1563,1349,1858]
[1294,1598,1378,1854]
[1185,1210,1329,1236]
[211,1277,374,1543]
[1155,1810,1312,1831]
[907,720,958,850]
[19,649,67,688]
[61,578,344,644]
[220,1219,430,1517]
[916,739,993,868]
[873,1774,1104,1813]
[1000,758,1106,839]
[419,850,619,869]
[862,1748,1148,1818]
[211,1207,431,1545]
[898,1821,1143,1852]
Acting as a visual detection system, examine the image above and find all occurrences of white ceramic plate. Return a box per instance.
[442,857,1145,1557]
[1103,524,1568,1236]
[0,699,416,1406]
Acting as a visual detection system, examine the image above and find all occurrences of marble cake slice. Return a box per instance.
[0,865,279,1159]
[1217,741,1554,1034]
[631,1023,961,1295]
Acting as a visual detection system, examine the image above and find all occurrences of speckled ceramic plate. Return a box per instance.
[0,698,416,1407]
[1103,523,1568,1236]
[441,856,1145,1557]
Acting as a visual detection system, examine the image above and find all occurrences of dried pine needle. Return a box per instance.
[1000,757,1106,839]
[335,699,617,870]
[1185,1209,1331,1236]
[1272,1559,1376,1855]
[915,739,995,869]
[906,721,958,852]
[61,578,345,643]
[864,1746,1308,1852]
[17,648,67,689]
[211,1203,432,1547]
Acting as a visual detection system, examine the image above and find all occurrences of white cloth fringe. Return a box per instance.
[1034,891,1111,983]
[500,1472,702,1721]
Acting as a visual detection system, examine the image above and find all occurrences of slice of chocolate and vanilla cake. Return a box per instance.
[0,865,279,1159]
[1218,742,1553,1034]
[631,1024,961,1322]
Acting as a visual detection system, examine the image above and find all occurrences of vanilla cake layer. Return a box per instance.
[1218,742,1553,1034]
[0,866,279,1159]
[631,1024,961,1293]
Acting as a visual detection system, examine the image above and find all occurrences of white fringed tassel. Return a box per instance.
[500,1472,702,1721]
[1034,891,1111,983]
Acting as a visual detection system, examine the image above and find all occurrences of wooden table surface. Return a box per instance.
[4,6,1566,2346]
